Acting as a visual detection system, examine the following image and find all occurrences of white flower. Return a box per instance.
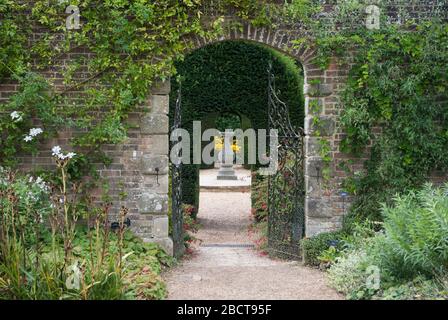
[65,152,76,159]
[51,145,76,160]
[35,177,48,191]
[10,111,23,122]
[52,146,62,156]
[10,111,19,119]
[27,191,38,202]
[24,135,33,142]
[29,128,43,137]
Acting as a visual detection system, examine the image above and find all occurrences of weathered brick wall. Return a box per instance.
[1,1,447,254]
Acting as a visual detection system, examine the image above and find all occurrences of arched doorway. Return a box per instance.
[169,40,305,258]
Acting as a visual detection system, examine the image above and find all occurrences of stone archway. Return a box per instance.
[132,21,346,255]
[184,22,346,238]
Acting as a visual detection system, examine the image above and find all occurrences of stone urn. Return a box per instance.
[217,131,237,180]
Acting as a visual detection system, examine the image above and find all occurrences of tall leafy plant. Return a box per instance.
[380,183,448,278]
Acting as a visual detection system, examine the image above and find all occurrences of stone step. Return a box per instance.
[200,243,255,248]
[200,185,250,192]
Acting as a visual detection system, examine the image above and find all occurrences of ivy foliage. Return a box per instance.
[0,0,30,80]
[1,0,226,168]
[0,0,315,168]
[336,22,448,224]
[170,40,305,207]
[29,0,225,148]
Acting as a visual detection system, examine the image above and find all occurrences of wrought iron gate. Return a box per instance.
[171,85,185,257]
[267,63,305,260]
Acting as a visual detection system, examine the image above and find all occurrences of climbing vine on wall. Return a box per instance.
[304,0,448,226]
[30,0,225,147]
[1,0,224,168]
[339,21,448,224]
[0,0,315,168]
[0,1,30,80]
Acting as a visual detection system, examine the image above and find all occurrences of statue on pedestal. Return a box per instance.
[216,131,238,180]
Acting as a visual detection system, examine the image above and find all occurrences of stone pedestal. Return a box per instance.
[217,162,238,180]
[217,131,237,180]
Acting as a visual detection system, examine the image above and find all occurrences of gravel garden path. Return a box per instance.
[163,183,342,300]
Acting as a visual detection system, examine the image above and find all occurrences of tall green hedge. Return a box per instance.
[169,40,304,208]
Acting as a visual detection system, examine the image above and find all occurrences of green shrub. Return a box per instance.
[327,246,376,299]
[329,247,448,300]
[317,246,341,266]
[341,219,382,251]
[119,233,173,300]
[301,230,345,267]
[378,183,448,279]
[0,166,52,244]
[380,275,448,300]
[327,183,448,300]
[0,73,65,167]
[215,113,242,132]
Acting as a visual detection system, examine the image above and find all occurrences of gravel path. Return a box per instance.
[163,191,342,300]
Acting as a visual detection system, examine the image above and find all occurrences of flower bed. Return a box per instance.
[0,153,172,300]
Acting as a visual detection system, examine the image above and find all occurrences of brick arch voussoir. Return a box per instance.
[186,21,323,73]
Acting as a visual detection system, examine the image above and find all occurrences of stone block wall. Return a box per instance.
[121,81,173,254]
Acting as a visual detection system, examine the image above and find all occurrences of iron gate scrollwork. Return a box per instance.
[171,84,185,257]
[267,62,305,260]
